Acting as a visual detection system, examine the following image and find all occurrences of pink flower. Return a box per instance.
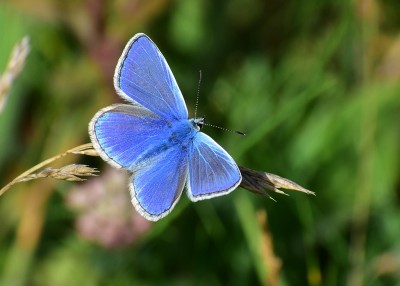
[66,168,152,249]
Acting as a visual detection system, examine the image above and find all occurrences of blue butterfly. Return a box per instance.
[89,33,242,221]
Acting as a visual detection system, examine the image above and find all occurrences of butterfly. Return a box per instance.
[89,33,242,221]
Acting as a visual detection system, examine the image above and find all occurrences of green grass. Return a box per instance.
[0,1,399,285]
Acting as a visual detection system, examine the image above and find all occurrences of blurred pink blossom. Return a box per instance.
[66,168,151,248]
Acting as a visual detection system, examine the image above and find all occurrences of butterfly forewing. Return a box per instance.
[130,145,189,221]
[114,33,188,121]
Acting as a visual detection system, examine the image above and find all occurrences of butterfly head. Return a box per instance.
[192,117,205,131]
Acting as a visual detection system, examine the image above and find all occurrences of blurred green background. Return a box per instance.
[0,0,399,285]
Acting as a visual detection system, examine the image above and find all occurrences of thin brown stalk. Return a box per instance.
[0,143,97,197]
[1,141,312,202]
[257,210,281,286]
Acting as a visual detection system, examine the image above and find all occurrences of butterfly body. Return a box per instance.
[167,118,200,145]
[89,33,241,221]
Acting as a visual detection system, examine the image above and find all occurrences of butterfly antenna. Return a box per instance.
[203,122,247,136]
[194,72,245,136]
[194,70,202,119]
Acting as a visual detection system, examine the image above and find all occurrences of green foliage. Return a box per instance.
[0,0,400,285]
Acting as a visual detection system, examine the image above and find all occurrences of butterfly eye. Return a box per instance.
[193,118,205,130]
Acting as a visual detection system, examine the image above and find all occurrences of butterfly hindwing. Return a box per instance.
[187,132,242,201]
[130,145,189,221]
[114,33,188,121]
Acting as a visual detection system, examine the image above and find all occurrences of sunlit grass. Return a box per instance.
[0,1,399,285]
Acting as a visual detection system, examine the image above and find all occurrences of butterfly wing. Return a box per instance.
[130,145,188,221]
[89,104,170,170]
[89,103,189,221]
[114,33,188,121]
[187,132,242,201]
